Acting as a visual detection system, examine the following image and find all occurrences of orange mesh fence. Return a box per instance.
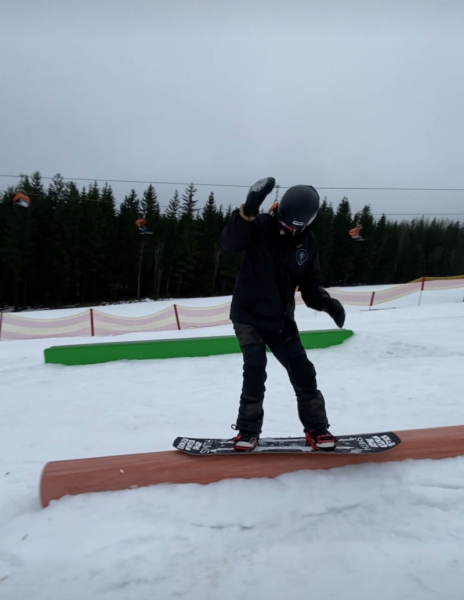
[295,290,375,306]
[92,307,178,336]
[327,289,375,306]
[0,311,91,341]
[175,302,231,329]
[423,278,464,291]
[372,282,422,305]
[411,275,464,282]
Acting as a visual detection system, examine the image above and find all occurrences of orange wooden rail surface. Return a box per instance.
[40,425,464,507]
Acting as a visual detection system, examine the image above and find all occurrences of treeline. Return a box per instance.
[0,172,463,309]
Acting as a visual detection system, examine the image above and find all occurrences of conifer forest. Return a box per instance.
[0,173,463,310]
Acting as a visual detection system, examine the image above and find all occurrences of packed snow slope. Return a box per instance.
[1,294,464,599]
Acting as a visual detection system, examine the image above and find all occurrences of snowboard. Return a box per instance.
[173,432,401,456]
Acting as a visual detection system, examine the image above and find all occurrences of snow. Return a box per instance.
[1,293,464,599]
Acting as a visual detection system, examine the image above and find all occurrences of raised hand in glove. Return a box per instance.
[242,177,276,218]
[321,296,346,328]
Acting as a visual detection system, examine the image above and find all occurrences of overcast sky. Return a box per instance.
[1,0,464,219]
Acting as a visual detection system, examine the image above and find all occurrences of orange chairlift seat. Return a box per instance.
[13,191,31,208]
[349,225,364,241]
[135,218,153,235]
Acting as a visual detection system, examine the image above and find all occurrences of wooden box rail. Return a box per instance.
[40,425,464,507]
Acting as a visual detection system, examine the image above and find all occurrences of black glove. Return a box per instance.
[321,296,346,328]
[243,177,275,217]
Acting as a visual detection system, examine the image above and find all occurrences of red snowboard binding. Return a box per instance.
[305,429,337,451]
[232,430,260,451]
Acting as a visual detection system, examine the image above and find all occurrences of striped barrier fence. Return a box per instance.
[175,302,231,330]
[0,310,92,341]
[1,278,463,341]
[92,306,178,336]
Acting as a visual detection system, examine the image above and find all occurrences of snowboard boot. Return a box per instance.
[233,431,260,451]
[305,428,336,451]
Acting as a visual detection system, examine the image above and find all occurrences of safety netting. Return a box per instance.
[422,278,464,291]
[0,310,91,341]
[1,278,463,341]
[372,281,422,305]
[92,307,178,336]
[175,302,231,329]
[324,289,375,307]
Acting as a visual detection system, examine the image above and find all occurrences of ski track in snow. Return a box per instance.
[1,297,464,599]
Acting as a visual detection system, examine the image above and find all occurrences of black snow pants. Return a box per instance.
[233,321,329,435]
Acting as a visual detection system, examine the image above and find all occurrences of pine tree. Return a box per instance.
[97,183,118,300]
[141,184,160,221]
[3,172,464,307]
[161,190,181,296]
[198,192,222,295]
[48,173,66,203]
[175,185,200,296]
[49,175,80,304]
[312,198,334,285]
[117,189,142,299]
[165,190,180,221]
[444,221,464,276]
[371,214,387,283]
[330,198,355,285]
[78,182,107,303]
[352,205,375,284]
[180,183,198,219]
[137,185,161,298]
[24,172,53,305]
[0,189,12,305]
[202,192,217,222]
[216,203,241,295]
[0,188,33,308]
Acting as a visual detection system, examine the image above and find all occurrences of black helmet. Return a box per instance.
[278,185,320,231]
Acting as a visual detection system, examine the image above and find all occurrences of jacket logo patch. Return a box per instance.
[296,249,308,266]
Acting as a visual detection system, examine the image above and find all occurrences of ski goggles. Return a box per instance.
[277,213,317,236]
[278,218,302,235]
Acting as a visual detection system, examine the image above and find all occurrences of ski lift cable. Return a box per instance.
[1,173,464,192]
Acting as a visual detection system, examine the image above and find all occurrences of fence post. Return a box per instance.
[369,291,375,310]
[90,308,95,337]
[173,304,181,330]
[418,277,426,306]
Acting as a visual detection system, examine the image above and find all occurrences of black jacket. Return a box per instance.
[221,210,330,334]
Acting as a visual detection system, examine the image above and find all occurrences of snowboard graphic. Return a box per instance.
[173,432,401,456]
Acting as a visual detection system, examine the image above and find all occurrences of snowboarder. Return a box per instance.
[221,177,346,451]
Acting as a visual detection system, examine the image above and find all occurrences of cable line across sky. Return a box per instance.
[1,173,463,218]
[1,173,464,193]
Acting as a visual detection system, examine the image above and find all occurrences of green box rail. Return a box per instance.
[44,329,354,366]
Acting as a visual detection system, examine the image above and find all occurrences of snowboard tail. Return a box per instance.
[173,432,401,456]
